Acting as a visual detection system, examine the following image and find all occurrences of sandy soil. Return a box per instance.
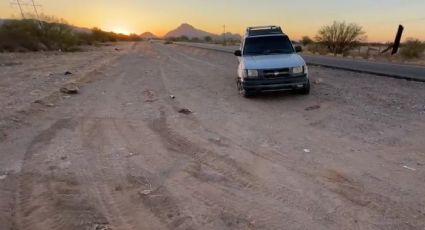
[0,41,425,230]
[0,43,131,135]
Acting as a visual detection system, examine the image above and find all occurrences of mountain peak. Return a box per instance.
[180,23,193,26]
[164,23,214,38]
[140,31,158,39]
[163,23,241,41]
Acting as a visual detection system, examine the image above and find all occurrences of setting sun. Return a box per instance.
[1,0,425,41]
[109,26,131,35]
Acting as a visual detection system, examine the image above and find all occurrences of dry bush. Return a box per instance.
[306,43,328,55]
[0,18,78,51]
[315,21,365,55]
[301,36,314,46]
[0,16,141,52]
[0,19,41,51]
[400,38,425,59]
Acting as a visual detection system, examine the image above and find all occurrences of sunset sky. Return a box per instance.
[1,0,424,42]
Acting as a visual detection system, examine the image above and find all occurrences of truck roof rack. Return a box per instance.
[246,26,284,37]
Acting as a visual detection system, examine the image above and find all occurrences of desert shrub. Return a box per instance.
[306,43,328,55]
[191,37,200,42]
[0,19,41,51]
[128,33,142,41]
[0,19,78,51]
[165,36,192,42]
[0,17,141,52]
[76,32,95,45]
[315,21,365,55]
[400,38,425,59]
[39,21,79,50]
[179,35,189,41]
[91,27,116,42]
[301,36,314,46]
[204,36,212,42]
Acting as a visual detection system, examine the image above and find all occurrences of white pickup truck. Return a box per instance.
[234,26,310,97]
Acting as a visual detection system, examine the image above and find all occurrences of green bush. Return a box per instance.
[400,38,425,59]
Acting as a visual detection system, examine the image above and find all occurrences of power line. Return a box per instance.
[10,0,42,20]
[12,0,25,19]
[223,24,226,45]
[30,0,41,20]
[30,0,43,28]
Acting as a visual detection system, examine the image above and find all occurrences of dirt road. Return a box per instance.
[1,42,425,230]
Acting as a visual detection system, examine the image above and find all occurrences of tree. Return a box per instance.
[191,37,200,42]
[204,36,212,43]
[301,36,314,46]
[315,21,365,55]
[179,35,189,41]
[400,38,425,59]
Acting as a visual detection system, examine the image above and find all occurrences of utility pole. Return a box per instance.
[381,24,405,55]
[15,0,25,19]
[11,0,43,26]
[30,0,43,28]
[223,24,226,46]
[392,25,404,55]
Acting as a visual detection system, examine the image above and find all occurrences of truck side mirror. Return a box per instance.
[295,46,302,53]
[234,50,242,56]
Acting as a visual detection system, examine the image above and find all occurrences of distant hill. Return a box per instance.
[140,32,158,39]
[164,23,241,41]
[164,23,216,39]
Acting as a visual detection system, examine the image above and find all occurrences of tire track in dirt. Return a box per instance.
[79,117,186,230]
[150,43,425,229]
[14,118,111,230]
[148,44,342,228]
[145,109,327,229]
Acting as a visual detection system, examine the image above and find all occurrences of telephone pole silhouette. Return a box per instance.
[30,0,41,21]
[30,0,43,27]
[13,0,26,19]
[223,24,226,45]
[11,0,42,18]
[11,0,43,27]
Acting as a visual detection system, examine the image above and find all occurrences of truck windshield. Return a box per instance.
[243,36,295,56]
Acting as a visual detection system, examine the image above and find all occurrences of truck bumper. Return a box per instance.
[241,75,308,92]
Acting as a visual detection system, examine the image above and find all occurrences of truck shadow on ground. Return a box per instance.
[246,91,308,101]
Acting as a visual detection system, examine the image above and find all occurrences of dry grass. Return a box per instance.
[0,19,141,52]
[400,38,425,59]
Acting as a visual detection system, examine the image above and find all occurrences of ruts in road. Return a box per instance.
[1,42,425,230]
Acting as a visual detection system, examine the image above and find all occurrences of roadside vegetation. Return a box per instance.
[400,38,425,59]
[299,21,424,64]
[0,16,141,52]
[315,21,365,56]
[165,35,239,45]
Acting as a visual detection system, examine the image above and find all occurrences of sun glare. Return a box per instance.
[110,26,131,35]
